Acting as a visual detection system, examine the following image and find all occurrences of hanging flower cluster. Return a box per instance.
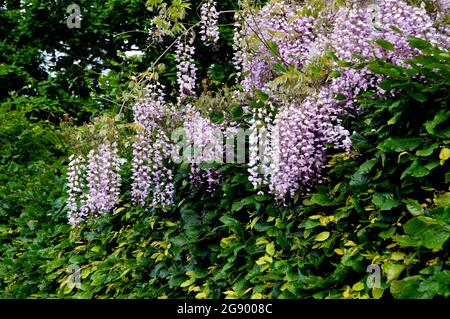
[236,1,320,92]
[247,102,274,192]
[131,82,175,208]
[175,32,198,101]
[236,0,449,99]
[86,142,123,213]
[200,0,220,46]
[183,105,223,192]
[232,11,247,83]
[333,1,447,64]
[327,0,449,107]
[268,87,351,200]
[67,155,89,226]
[67,142,124,226]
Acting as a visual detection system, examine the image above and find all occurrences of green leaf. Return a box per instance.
[351,54,367,62]
[374,39,394,51]
[379,80,407,91]
[352,282,365,291]
[68,255,85,264]
[389,25,403,34]
[349,173,369,189]
[266,242,275,256]
[372,193,400,211]
[357,159,378,174]
[432,270,450,285]
[401,160,429,179]
[330,70,341,78]
[425,110,450,138]
[378,137,423,152]
[387,111,402,125]
[198,160,220,170]
[230,106,243,119]
[220,215,240,229]
[393,235,421,248]
[417,279,440,298]
[314,231,330,242]
[439,148,450,162]
[410,91,427,103]
[404,199,424,216]
[404,216,435,233]
[390,276,423,298]
[368,65,401,77]
[231,201,244,212]
[254,194,272,202]
[435,192,450,207]
[351,132,371,149]
[379,227,396,240]
[272,62,288,73]
[266,40,280,57]
[407,36,432,50]
[336,92,349,100]
[350,158,378,189]
[398,216,450,250]
[372,288,384,299]
[181,209,201,226]
[210,110,224,124]
[91,246,101,253]
[415,143,439,157]
[253,89,269,102]
[425,161,440,171]
[75,291,93,299]
[168,276,187,288]
[231,173,248,185]
[390,252,406,261]
[302,219,321,230]
[383,263,405,283]
[309,193,335,206]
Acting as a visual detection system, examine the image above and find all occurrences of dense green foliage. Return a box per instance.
[1,35,448,298]
[0,108,69,296]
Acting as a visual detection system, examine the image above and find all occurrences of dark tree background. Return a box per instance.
[0,0,239,122]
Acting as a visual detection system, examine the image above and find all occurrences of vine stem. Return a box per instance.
[148,22,199,69]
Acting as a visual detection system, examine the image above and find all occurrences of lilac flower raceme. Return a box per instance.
[200,0,220,46]
[247,102,274,192]
[232,14,245,82]
[237,0,449,100]
[131,82,175,208]
[183,105,223,192]
[67,141,124,226]
[67,155,89,226]
[268,86,351,200]
[175,32,198,101]
[131,129,175,208]
[236,1,319,93]
[86,141,123,215]
[332,1,447,65]
[328,0,449,108]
